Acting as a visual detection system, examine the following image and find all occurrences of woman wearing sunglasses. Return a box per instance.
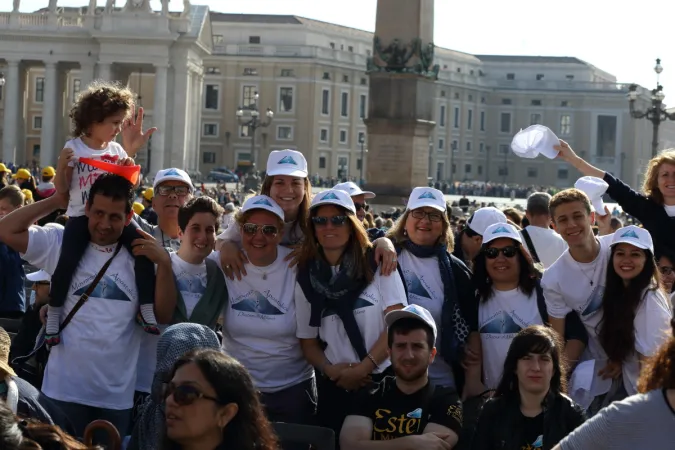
[220,195,315,427]
[162,349,278,450]
[295,189,407,445]
[386,187,483,396]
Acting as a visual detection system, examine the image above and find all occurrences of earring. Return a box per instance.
[403,229,408,236]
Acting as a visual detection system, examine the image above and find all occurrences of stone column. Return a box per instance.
[365,0,438,204]
[79,62,96,90]
[2,60,21,164]
[97,62,111,82]
[170,65,189,169]
[193,73,204,171]
[40,62,59,165]
[150,64,168,175]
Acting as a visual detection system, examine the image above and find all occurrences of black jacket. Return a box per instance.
[471,392,586,450]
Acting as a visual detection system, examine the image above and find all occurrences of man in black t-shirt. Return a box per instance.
[340,305,462,450]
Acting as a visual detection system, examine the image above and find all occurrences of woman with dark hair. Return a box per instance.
[162,349,278,450]
[554,319,675,449]
[295,189,407,445]
[596,225,672,397]
[655,252,675,304]
[472,326,586,450]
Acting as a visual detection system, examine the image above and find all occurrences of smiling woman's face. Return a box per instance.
[269,175,305,221]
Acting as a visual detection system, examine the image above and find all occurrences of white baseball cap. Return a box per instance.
[611,225,654,253]
[27,270,51,283]
[482,223,523,245]
[240,195,285,222]
[385,304,437,343]
[574,176,609,216]
[467,207,507,235]
[310,189,356,214]
[266,150,308,178]
[511,125,560,159]
[406,187,446,212]
[333,181,375,199]
[153,168,194,191]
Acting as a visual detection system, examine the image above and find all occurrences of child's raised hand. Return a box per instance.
[118,157,135,167]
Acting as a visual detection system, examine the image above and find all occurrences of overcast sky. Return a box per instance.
[18,0,675,101]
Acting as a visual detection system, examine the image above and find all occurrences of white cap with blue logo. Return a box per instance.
[310,189,356,214]
[241,195,285,222]
[385,304,437,343]
[482,223,523,245]
[153,168,194,191]
[266,149,308,178]
[406,187,446,212]
[467,207,507,236]
[333,181,376,199]
[611,225,654,253]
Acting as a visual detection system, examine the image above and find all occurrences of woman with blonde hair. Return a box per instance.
[556,141,675,257]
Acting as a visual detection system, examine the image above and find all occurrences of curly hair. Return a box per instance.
[69,80,135,137]
[638,318,675,392]
[642,150,675,205]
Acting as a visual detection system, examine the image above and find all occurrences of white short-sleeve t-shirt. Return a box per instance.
[295,268,408,373]
[479,288,543,389]
[622,288,673,395]
[542,234,614,363]
[22,224,141,410]
[398,249,455,388]
[65,138,128,217]
[220,246,313,393]
[521,225,568,269]
[171,252,207,319]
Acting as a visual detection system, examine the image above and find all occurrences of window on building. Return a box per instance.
[359,94,367,119]
[440,90,446,97]
[249,36,261,44]
[500,113,511,133]
[340,92,349,117]
[35,77,44,102]
[479,142,484,153]
[277,126,293,140]
[457,67,462,73]
[206,67,221,74]
[339,129,347,143]
[536,74,544,80]
[499,144,510,154]
[501,98,512,105]
[243,68,258,76]
[202,123,218,136]
[465,164,472,174]
[203,152,216,164]
[319,157,326,169]
[452,163,456,174]
[530,113,542,125]
[73,79,81,96]
[561,100,569,107]
[558,168,569,179]
[566,75,574,81]
[329,42,335,49]
[438,138,445,150]
[452,140,458,152]
[342,75,349,83]
[454,92,460,99]
[204,84,219,109]
[560,114,571,135]
[321,89,330,115]
[439,105,446,127]
[360,78,367,86]
[239,125,250,137]
[467,109,473,130]
[453,107,460,128]
[323,72,331,80]
[279,87,294,112]
[348,45,354,52]
[340,44,344,50]
[506,73,515,80]
[531,99,542,106]
[356,158,362,170]
[468,94,473,102]
[280,69,294,77]
[498,166,508,176]
[242,86,256,107]
[0,85,3,101]
[213,34,224,44]
[481,97,486,103]
[480,111,485,131]
[466,141,472,152]
[478,165,483,175]
[527,167,538,178]
[33,116,42,130]
[358,131,366,144]
[320,128,329,142]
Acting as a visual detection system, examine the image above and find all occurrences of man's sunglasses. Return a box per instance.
[311,216,348,226]
[157,185,190,196]
[164,383,222,406]
[659,266,674,276]
[484,245,519,259]
[354,202,369,211]
[242,223,279,237]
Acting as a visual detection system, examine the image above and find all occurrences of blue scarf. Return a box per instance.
[401,240,470,363]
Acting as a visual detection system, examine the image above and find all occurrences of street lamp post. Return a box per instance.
[236,91,273,192]
[358,133,366,186]
[628,58,675,158]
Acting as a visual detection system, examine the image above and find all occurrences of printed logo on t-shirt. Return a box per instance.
[373,407,425,438]
[231,289,288,318]
[72,273,134,302]
[479,311,522,335]
[522,435,543,450]
[580,285,604,317]
[321,290,378,320]
[176,274,206,295]
[402,270,433,300]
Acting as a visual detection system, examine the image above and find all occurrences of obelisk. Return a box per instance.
[364,0,439,205]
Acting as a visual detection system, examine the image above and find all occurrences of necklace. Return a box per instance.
[573,239,601,286]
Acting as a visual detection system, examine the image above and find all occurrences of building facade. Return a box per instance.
[0,1,671,188]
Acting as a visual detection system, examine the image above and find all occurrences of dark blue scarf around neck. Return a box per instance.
[401,240,470,363]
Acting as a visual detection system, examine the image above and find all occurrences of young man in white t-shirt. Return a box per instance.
[0,174,144,440]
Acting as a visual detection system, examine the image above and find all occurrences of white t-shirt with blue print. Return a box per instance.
[171,252,207,319]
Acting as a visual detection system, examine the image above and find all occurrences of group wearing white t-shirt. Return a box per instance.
[520,225,568,268]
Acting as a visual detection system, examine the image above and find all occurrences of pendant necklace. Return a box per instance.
[575,239,600,286]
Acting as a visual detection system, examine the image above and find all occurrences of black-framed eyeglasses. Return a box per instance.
[411,209,443,222]
[242,223,279,237]
[163,383,222,406]
[311,216,348,226]
[659,266,674,276]
[354,202,369,211]
[157,185,190,196]
[484,245,519,259]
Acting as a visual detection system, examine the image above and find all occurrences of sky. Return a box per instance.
[17,0,675,99]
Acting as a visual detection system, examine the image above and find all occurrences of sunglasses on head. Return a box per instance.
[157,185,190,196]
[484,245,519,259]
[311,216,348,226]
[659,266,674,276]
[163,383,221,406]
[242,223,279,237]
[354,202,369,211]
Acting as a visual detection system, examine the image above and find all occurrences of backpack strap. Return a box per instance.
[535,281,548,325]
[521,228,541,264]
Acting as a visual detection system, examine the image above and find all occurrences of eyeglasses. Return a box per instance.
[411,209,443,222]
[311,216,348,226]
[157,185,190,196]
[484,245,519,259]
[242,223,279,237]
[163,383,222,406]
[354,202,369,211]
[659,266,674,276]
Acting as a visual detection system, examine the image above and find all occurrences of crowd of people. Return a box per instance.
[0,80,673,450]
